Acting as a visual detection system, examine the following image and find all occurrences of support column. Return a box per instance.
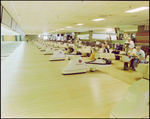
[114,27,124,40]
[74,32,79,44]
[115,27,120,40]
[1,35,4,41]
[15,35,17,41]
[89,30,93,42]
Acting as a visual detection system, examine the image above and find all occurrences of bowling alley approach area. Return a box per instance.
[1,41,149,118]
[1,1,149,118]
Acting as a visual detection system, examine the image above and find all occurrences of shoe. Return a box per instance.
[130,67,132,69]
[133,69,136,71]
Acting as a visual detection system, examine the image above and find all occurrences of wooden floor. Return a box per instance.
[1,41,144,118]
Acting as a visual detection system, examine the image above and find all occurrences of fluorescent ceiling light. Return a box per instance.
[56,30,59,31]
[66,26,72,28]
[60,28,64,30]
[43,33,48,35]
[92,18,105,21]
[125,7,149,13]
[76,23,83,25]
[106,28,114,32]
[124,29,137,32]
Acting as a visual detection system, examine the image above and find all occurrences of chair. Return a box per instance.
[136,62,149,80]
[145,55,149,63]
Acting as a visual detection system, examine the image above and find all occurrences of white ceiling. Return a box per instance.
[1,1,149,35]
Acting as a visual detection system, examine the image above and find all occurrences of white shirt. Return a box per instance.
[125,40,135,48]
[98,48,104,53]
[136,50,145,59]
[69,44,73,47]
[107,45,110,49]
[128,49,136,55]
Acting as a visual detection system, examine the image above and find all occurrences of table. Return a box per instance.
[119,54,137,70]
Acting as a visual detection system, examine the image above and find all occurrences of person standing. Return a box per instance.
[26,38,28,43]
[109,35,111,40]
[125,37,135,53]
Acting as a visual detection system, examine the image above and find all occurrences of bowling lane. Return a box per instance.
[1,41,23,61]
[1,42,129,118]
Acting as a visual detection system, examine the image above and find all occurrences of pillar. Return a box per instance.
[89,30,93,42]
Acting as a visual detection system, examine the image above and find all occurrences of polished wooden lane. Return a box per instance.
[1,42,134,118]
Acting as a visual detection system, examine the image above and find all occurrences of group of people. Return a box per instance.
[96,42,110,53]
[127,46,145,71]
[112,37,146,71]
[64,38,146,71]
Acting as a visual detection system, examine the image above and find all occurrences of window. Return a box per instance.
[2,8,12,27]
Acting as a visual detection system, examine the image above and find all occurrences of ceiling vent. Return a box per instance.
[132,24,138,25]
[132,15,138,17]
[98,14,114,17]
[98,15,108,17]
[72,23,78,25]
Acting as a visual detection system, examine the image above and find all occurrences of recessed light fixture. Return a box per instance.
[92,18,105,21]
[66,26,72,28]
[76,23,84,25]
[125,7,149,13]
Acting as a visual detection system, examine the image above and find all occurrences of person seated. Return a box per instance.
[90,48,98,61]
[111,42,122,60]
[104,42,110,53]
[133,46,145,71]
[127,47,137,69]
[68,42,74,53]
[98,44,104,53]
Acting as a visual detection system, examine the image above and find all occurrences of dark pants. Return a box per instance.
[111,51,120,54]
[111,51,120,60]
[76,51,82,55]
[104,48,109,53]
[130,58,135,68]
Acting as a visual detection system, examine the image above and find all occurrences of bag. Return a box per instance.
[105,59,111,64]
[76,51,82,55]
[87,53,91,57]
[68,47,74,53]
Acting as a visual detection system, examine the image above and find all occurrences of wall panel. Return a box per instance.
[4,35,15,41]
